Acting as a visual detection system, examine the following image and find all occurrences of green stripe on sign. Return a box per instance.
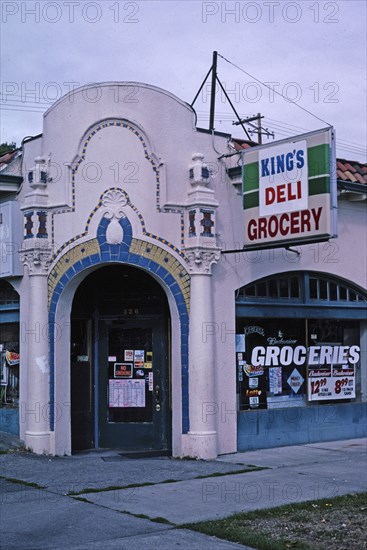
[308,144,330,177]
[243,162,259,191]
[309,176,330,196]
[243,191,259,209]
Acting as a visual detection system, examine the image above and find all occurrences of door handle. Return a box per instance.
[154,385,161,402]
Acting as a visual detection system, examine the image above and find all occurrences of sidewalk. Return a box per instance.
[1,436,366,549]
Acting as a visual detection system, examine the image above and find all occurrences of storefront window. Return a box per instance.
[236,319,306,410]
[236,318,361,411]
[0,323,20,408]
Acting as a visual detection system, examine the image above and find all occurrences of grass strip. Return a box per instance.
[119,509,173,525]
[0,475,45,489]
[68,466,266,496]
[182,492,367,550]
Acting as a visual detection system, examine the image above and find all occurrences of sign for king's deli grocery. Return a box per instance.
[242,127,337,249]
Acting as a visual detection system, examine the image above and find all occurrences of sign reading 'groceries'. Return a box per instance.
[242,128,337,249]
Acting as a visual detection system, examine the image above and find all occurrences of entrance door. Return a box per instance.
[71,265,171,452]
[71,319,94,451]
[98,317,170,450]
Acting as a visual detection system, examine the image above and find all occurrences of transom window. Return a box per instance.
[0,281,19,306]
[237,272,367,305]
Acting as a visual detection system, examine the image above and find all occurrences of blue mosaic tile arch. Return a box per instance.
[48,214,190,437]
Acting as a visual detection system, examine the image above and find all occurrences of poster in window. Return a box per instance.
[144,351,153,369]
[109,379,146,408]
[124,350,134,361]
[308,365,355,401]
[134,349,145,369]
[238,356,268,410]
[114,363,133,378]
[269,367,282,395]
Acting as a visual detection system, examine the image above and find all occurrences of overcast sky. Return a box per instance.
[1,0,366,161]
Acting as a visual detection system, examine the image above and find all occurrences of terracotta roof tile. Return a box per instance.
[337,161,347,171]
[343,170,358,182]
[353,165,365,176]
[343,162,357,172]
[354,172,366,184]
[232,141,246,151]
[337,170,349,181]
[0,149,18,165]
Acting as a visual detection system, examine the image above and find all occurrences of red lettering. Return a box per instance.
[258,217,267,239]
[277,184,286,202]
[290,211,300,233]
[300,209,311,232]
[268,216,278,237]
[297,180,302,199]
[265,187,276,205]
[312,207,322,230]
[287,182,297,201]
[247,207,323,244]
[248,219,257,241]
[279,213,289,236]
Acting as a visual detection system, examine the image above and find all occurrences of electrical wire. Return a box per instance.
[1,106,46,113]
[2,97,365,153]
[217,52,333,128]
[196,111,366,157]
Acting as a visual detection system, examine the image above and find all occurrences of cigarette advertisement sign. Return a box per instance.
[242,127,337,249]
[237,353,268,410]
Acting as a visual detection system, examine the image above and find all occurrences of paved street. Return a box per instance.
[1,437,366,549]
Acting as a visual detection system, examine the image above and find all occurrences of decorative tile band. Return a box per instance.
[129,239,190,312]
[48,239,100,302]
[50,186,186,266]
[24,211,34,239]
[36,211,48,239]
[200,209,215,237]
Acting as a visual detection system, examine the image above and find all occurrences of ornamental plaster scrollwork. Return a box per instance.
[21,247,52,276]
[101,189,128,244]
[184,248,221,275]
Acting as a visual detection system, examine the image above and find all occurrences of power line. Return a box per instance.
[196,114,365,158]
[196,110,366,153]
[2,94,365,153]
[0,97,51,106]
[217,52,333,128]
[1,106,46,113]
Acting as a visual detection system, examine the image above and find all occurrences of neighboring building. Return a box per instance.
[0,82,366,457]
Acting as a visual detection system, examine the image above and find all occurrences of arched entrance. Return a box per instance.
[70,265,171,452]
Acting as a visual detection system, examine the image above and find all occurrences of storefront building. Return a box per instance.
[0,82,366,457]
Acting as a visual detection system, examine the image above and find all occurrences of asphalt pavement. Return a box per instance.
[0,434,366,549]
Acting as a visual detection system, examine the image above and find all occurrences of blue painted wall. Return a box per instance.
[0,408,19,436]
[238,403,367,450]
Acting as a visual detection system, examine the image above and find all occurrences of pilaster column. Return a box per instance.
[183,153,221,459]
[185,249,220,458]
[20,154,51,454]
[21,247,51,453]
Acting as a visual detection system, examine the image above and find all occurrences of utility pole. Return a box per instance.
[209,51,218,131]
[257,112,262,144]
[191,51,252,140]
[233,113,274,143]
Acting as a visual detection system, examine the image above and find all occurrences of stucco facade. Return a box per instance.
[1,82,366,457]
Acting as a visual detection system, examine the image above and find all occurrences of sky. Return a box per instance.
[1,0,366,161]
